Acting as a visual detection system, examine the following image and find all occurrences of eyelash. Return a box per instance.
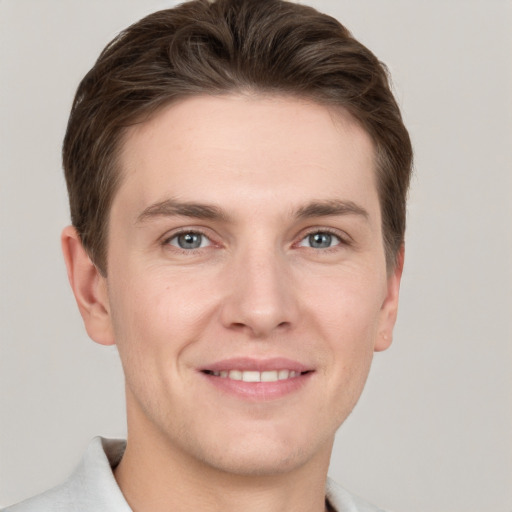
[162,227,351,254]
[296,228,351,251]
[162,229,216,253]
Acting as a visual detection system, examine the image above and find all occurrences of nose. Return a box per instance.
[220,245,299,338]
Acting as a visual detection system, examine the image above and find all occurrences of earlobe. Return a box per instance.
[61,226,115,346]
[374,245,405,352]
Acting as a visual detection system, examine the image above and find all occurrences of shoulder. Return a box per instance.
[2,482,73,512]
[326,478,389,512]
[2,437,131,512]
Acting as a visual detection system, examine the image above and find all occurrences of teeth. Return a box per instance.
[209,369,303,381]
[242,371,260,382]
[278,369,290,380]
[261,371,279,382]
[229,370,242,380]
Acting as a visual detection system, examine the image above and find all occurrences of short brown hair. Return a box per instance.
[63,0,412,274]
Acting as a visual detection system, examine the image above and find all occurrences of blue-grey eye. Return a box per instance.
[299,232,341,249]
[169,232,210,249]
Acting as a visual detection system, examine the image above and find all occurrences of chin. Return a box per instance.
[199,443,313,477]
[175,424,334,478]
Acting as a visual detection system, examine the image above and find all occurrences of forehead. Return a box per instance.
[115,94,378,219]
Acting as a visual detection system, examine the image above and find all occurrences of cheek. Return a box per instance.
[305,270,385,346]
[105,271,208,411]
[107,267,220,361]
[306,272,385,406]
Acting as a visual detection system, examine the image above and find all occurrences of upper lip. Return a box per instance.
[200,357,312,373]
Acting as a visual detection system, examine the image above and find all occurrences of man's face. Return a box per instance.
[100,94,401,475]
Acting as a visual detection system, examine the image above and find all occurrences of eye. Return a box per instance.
[298,231,342,249]
[167,231,211,250]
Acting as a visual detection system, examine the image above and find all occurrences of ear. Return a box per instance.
[374,245,405,352]
[61,226,115,346]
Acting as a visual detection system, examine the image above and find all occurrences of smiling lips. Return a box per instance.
[200,358,313,400]
[204,369,304,382]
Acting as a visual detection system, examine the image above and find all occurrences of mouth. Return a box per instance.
[202,369,309,382]
[198,358,314,400]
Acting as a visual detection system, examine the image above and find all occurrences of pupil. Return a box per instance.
[178,232,201,249]
[310,233,331,248]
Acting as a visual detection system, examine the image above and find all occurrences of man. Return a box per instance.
[5,0,412,510]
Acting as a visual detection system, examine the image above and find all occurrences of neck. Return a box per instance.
[115,406,332,512]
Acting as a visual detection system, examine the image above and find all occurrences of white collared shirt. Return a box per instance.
[3,437,386,512]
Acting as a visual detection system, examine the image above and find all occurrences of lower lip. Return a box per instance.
[199,372,313,401]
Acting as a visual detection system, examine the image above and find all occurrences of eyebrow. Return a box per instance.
[295,199,369,220]
[136,199,228,224]
[136,198,368,225]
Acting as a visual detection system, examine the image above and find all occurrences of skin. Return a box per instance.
[62,94,403,512]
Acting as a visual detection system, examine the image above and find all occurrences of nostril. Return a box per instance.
[230,322,249,331]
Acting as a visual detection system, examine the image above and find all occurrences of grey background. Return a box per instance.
[1,1,511,510]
